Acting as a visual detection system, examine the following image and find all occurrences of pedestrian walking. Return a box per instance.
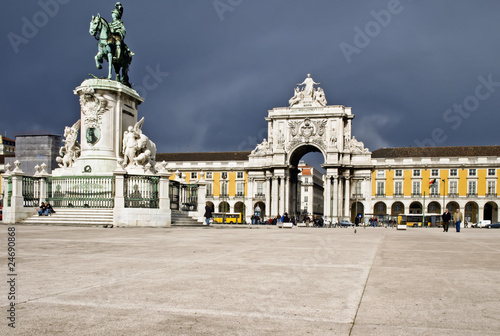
[442,208,451,232]
[204,202,213,226]
[454,208,463,232]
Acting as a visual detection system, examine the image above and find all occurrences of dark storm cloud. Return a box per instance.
[2,0,500,155]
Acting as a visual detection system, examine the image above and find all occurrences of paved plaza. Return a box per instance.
[1,224,499,336]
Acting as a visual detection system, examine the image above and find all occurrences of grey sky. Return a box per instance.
[2,0,500,158]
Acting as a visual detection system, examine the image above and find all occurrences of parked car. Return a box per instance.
[471,220,491,228]
[485,222,500,229]
[339,220,354,227]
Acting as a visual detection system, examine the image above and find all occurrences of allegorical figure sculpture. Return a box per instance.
[349,136,370,153]
[250,139,269,156]
[57,120,81,168]
[314,87,327,107]
[122,117,157,170]
[289,74,328,107]
[89,2,133,86]
[298,74,320,97]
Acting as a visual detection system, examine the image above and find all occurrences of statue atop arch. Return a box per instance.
[250,139,269,157]
[289,74,328,107]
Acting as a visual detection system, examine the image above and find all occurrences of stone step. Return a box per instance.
[22,208,114,227]
[22,220,114,227]
[171,210,203,226]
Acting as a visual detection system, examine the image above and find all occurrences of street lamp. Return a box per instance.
[442,179,446,213]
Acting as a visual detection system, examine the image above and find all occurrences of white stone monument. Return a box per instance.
[53,78,144,176]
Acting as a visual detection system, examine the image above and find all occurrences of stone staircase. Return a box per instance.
[171,210,204,227]
[20,208,202,227]
[22,208,114,227]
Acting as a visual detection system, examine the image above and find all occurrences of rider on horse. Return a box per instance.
[109,2,132,62]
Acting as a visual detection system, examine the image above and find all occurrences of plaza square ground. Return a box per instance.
[1,225,499,336]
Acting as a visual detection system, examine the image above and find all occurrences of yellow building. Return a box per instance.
[154,146,500,225]
[0,135,15,155]
[371,146,500,224]
[156,152,249,222]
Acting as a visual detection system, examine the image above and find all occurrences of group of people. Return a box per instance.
[250,214,261,224]
[204,204,331,227]
[441,208,463,232]
[38,202,55,216]
[265,213,326,227]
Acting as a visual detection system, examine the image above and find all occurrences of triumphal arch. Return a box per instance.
[246,74,372,221]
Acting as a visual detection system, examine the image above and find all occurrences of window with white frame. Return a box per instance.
[376,170,385,178]
[488,180,496,195]
[221,172,228,179]
[430,180,439,195]
[469,169,477,177]
[354,180,362,195]
[304,187,308,192]
[449,180,458,195]
[237,172,244,179]
[394,181,403,195]
[304,196,309,202]
[256,182,264,196]
[206,172,213,179]
[468,180,477,195]
[450,169,458,177]
[191,172,197,179]
[206,182,213,196]
[236,182,244,196]
[220,181,228,196]
[431,169,439,177]
[412,181,421,195]
[413,170,421,177]
[488,169,496,176]
[395,170,403,177]
[376,181,385,195]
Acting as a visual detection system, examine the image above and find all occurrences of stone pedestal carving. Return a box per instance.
[53,78,144,176]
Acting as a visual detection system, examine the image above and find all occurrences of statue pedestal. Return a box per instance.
[71,79,144,175]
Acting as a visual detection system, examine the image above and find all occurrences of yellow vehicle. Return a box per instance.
[212,212,242,224]
[397,214,435,227]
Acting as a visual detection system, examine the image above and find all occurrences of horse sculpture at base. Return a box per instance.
[89,13,132,87]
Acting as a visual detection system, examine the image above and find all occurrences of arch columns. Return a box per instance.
[279,177,286,215]
[284,176,290,215]
[332,176,339,220]
[344,175,351,219]
[265,173,271,217]
[337,177,343,218]
[271,176,279,216]
[323,175,332,220]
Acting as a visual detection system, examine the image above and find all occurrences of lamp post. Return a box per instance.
[442,179,446,213]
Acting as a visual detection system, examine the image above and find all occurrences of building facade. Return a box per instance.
[297,160,324,217]
[155,76,500,225]
[371,146,500,224]
[0,135,15,155]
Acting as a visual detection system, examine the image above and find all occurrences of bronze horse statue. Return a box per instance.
[89,14,132,87]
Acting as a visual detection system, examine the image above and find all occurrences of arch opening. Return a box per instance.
[288,145,326,219]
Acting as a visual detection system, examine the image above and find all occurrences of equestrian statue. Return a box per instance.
[89,2,133,87]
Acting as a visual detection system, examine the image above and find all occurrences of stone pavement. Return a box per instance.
[1,224,499,336]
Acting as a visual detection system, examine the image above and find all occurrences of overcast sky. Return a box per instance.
[2,0,500,160]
